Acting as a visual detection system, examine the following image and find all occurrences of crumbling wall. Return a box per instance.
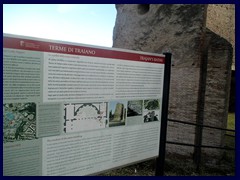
[113,4,233,157]
[207,4,235,114]
[207,4,235,70]
[202,29,232,156]
[113,103,125,121]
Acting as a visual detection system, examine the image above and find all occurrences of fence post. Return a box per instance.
[193,35,209,171]
[155,52,172,176]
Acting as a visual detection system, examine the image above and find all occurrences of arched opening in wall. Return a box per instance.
[137,4,150,15]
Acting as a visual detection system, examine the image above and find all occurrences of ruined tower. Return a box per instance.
[113,4,233,157]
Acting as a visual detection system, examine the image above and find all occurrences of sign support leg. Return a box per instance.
[155,52,172,176]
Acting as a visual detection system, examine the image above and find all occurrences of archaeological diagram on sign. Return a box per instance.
[3,102,37,143]
[63,102,108,133]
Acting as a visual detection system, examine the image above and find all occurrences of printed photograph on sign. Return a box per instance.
[143,111,160,123]
[144,99,160,110]
[3,102,36,143]
[143,99,160,123]
[126,100,143,126]
[109,101,127,127]
[63,102,108,133]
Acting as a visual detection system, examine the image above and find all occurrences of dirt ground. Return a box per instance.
[98,153,235,176]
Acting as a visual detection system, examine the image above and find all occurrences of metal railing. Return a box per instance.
[165,118,235,171]
[167,118,235,149]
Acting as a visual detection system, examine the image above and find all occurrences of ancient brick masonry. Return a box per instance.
[207,4,235,70]
[112,4,233,157]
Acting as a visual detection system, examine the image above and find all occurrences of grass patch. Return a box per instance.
[227,113,235,131]
[225,113,235,148]
[223,113,235,166]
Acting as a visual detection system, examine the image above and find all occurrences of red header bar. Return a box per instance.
[3,36,165,64]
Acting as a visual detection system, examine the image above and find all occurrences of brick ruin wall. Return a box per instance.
[207,4,235,70]
[112,4,233,157]
[207,5,235,114]
[203,4,234,155]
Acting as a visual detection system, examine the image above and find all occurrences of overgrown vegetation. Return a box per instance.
[222,113,235,174]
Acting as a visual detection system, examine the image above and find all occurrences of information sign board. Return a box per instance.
[3,34,166,176]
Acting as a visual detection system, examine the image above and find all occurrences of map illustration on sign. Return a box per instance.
[3,102,36,143]
[63,102,108,133]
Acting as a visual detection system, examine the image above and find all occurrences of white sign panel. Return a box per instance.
[3,34,165,176]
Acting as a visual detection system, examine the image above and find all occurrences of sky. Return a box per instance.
[3,4,117,47]
[109,101,128,113]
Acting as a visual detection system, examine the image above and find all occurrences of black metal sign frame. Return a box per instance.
[155,52,172,176]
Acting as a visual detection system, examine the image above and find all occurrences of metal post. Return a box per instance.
[193,38,208,171]
[155,53,172,176]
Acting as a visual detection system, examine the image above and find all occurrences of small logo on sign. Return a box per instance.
[20,41,25,47]
[19,40,40,49]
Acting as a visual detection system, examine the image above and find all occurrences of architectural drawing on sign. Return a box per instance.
[63,102,108,133]
[3,103,36,143]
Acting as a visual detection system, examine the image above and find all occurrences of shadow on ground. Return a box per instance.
[98,152,235,176]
